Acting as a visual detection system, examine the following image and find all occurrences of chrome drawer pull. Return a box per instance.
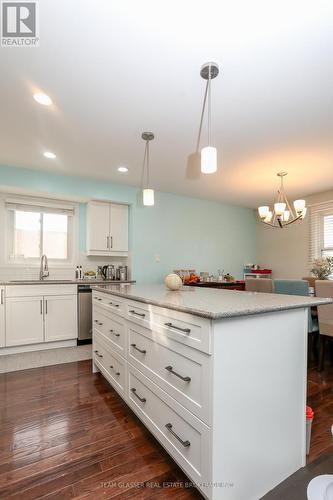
[94,350,103,358]
[165,365,191,382]
[131,387,146,403]
[130,343,146,354]
[164,322,191,334]
[109,302,119,307]
[110,365,120,376]
[94,320,103,326]
[165,423,190,447]
[109,329,120,337]
[129,309,146,318]
[94,297,102,301]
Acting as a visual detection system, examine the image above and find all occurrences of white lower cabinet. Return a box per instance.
[6,296,44,346]
[4,285,78,348]
[0,287,5,347]
[44,295,77,342]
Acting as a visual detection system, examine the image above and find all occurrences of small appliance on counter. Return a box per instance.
[116,265,128,281]
[101,265,115,280]
[243,264,272,279]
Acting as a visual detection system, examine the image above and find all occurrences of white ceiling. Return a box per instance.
[0,0,332,207]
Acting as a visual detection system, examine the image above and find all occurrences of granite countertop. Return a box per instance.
[91,283,333,319]
[2,279,135,286]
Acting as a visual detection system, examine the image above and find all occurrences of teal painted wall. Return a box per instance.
[0,165,256,284]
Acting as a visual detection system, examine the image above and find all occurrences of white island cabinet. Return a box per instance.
[92,284,331,500]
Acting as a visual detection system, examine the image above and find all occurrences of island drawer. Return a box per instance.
[93,337,126,396]
[93,292,125,317]
[128,364,210,485]
[93,308,126,358]
[126,300,211,354]
[128,322,211,424]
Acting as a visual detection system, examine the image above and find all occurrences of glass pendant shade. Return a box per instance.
[294,199,306,213]
[282,210,290,222]
[300,207,307,219]
[201,146,217,174]
[258,206,270,218]
[264,211,273,223]
[143,188,154,206]
[274,202,286,216]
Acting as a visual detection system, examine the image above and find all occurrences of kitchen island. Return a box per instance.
[91,284,331,500]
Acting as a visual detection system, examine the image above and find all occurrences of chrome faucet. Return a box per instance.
[40,254,49,280]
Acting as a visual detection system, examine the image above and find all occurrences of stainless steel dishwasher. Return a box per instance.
[77,285,92,344]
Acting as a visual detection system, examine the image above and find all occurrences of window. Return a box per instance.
[322,214,333,257]
[6,199,75,263]
[309,202,333,263]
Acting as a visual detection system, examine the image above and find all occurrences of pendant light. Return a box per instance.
[199,62,219,174]
[141,132,155,206]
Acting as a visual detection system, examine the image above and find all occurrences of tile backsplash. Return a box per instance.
[0,254,131,281]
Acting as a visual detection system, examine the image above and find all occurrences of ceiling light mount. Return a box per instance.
[141,132,154,141]
[200,62,219,81]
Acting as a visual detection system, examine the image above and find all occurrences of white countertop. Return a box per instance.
[91,283,332,319]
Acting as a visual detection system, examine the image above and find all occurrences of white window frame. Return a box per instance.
[2,195,79,268]
[320,211,333,257]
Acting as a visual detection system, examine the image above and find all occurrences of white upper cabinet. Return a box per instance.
[0,288,5,348]
[86,201,129,256]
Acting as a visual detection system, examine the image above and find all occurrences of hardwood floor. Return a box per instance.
[0,360,332,499]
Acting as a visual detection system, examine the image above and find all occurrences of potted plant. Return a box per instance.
[310,257,333,280]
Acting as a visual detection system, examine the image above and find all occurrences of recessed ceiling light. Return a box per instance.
[43,151,56,159]
[117,166,128,173]
[33,93,52,106]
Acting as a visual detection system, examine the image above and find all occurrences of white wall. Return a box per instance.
[257,189,333,279]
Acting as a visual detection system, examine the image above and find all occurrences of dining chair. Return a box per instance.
[314,280,333,371]
[245,278,274,293]
[303,277,316,289]
[274,280,319,365]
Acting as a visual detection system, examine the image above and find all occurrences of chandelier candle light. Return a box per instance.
[199,62,219,174]
[141,132,155,206]
[258,172,307,228]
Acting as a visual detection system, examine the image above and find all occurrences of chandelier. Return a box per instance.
[258,172,307,228]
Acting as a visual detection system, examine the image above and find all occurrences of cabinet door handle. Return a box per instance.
[94,297,102,301]
[131,387,146,403]
[110,365,120,376]
[164,322,191,334]
[109,302,119,308]
[165,365,191,382]
[110,236,113,248]
[45,299,48,315]
[0,289,3,305]
[129,310,146,318]
[165,423,190,447]
[109,329,120,337]
[94,350,103,358]
[40,299,43,315]
[94,319,103,326]
[107,236,110,249]
[130,343,146,354]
